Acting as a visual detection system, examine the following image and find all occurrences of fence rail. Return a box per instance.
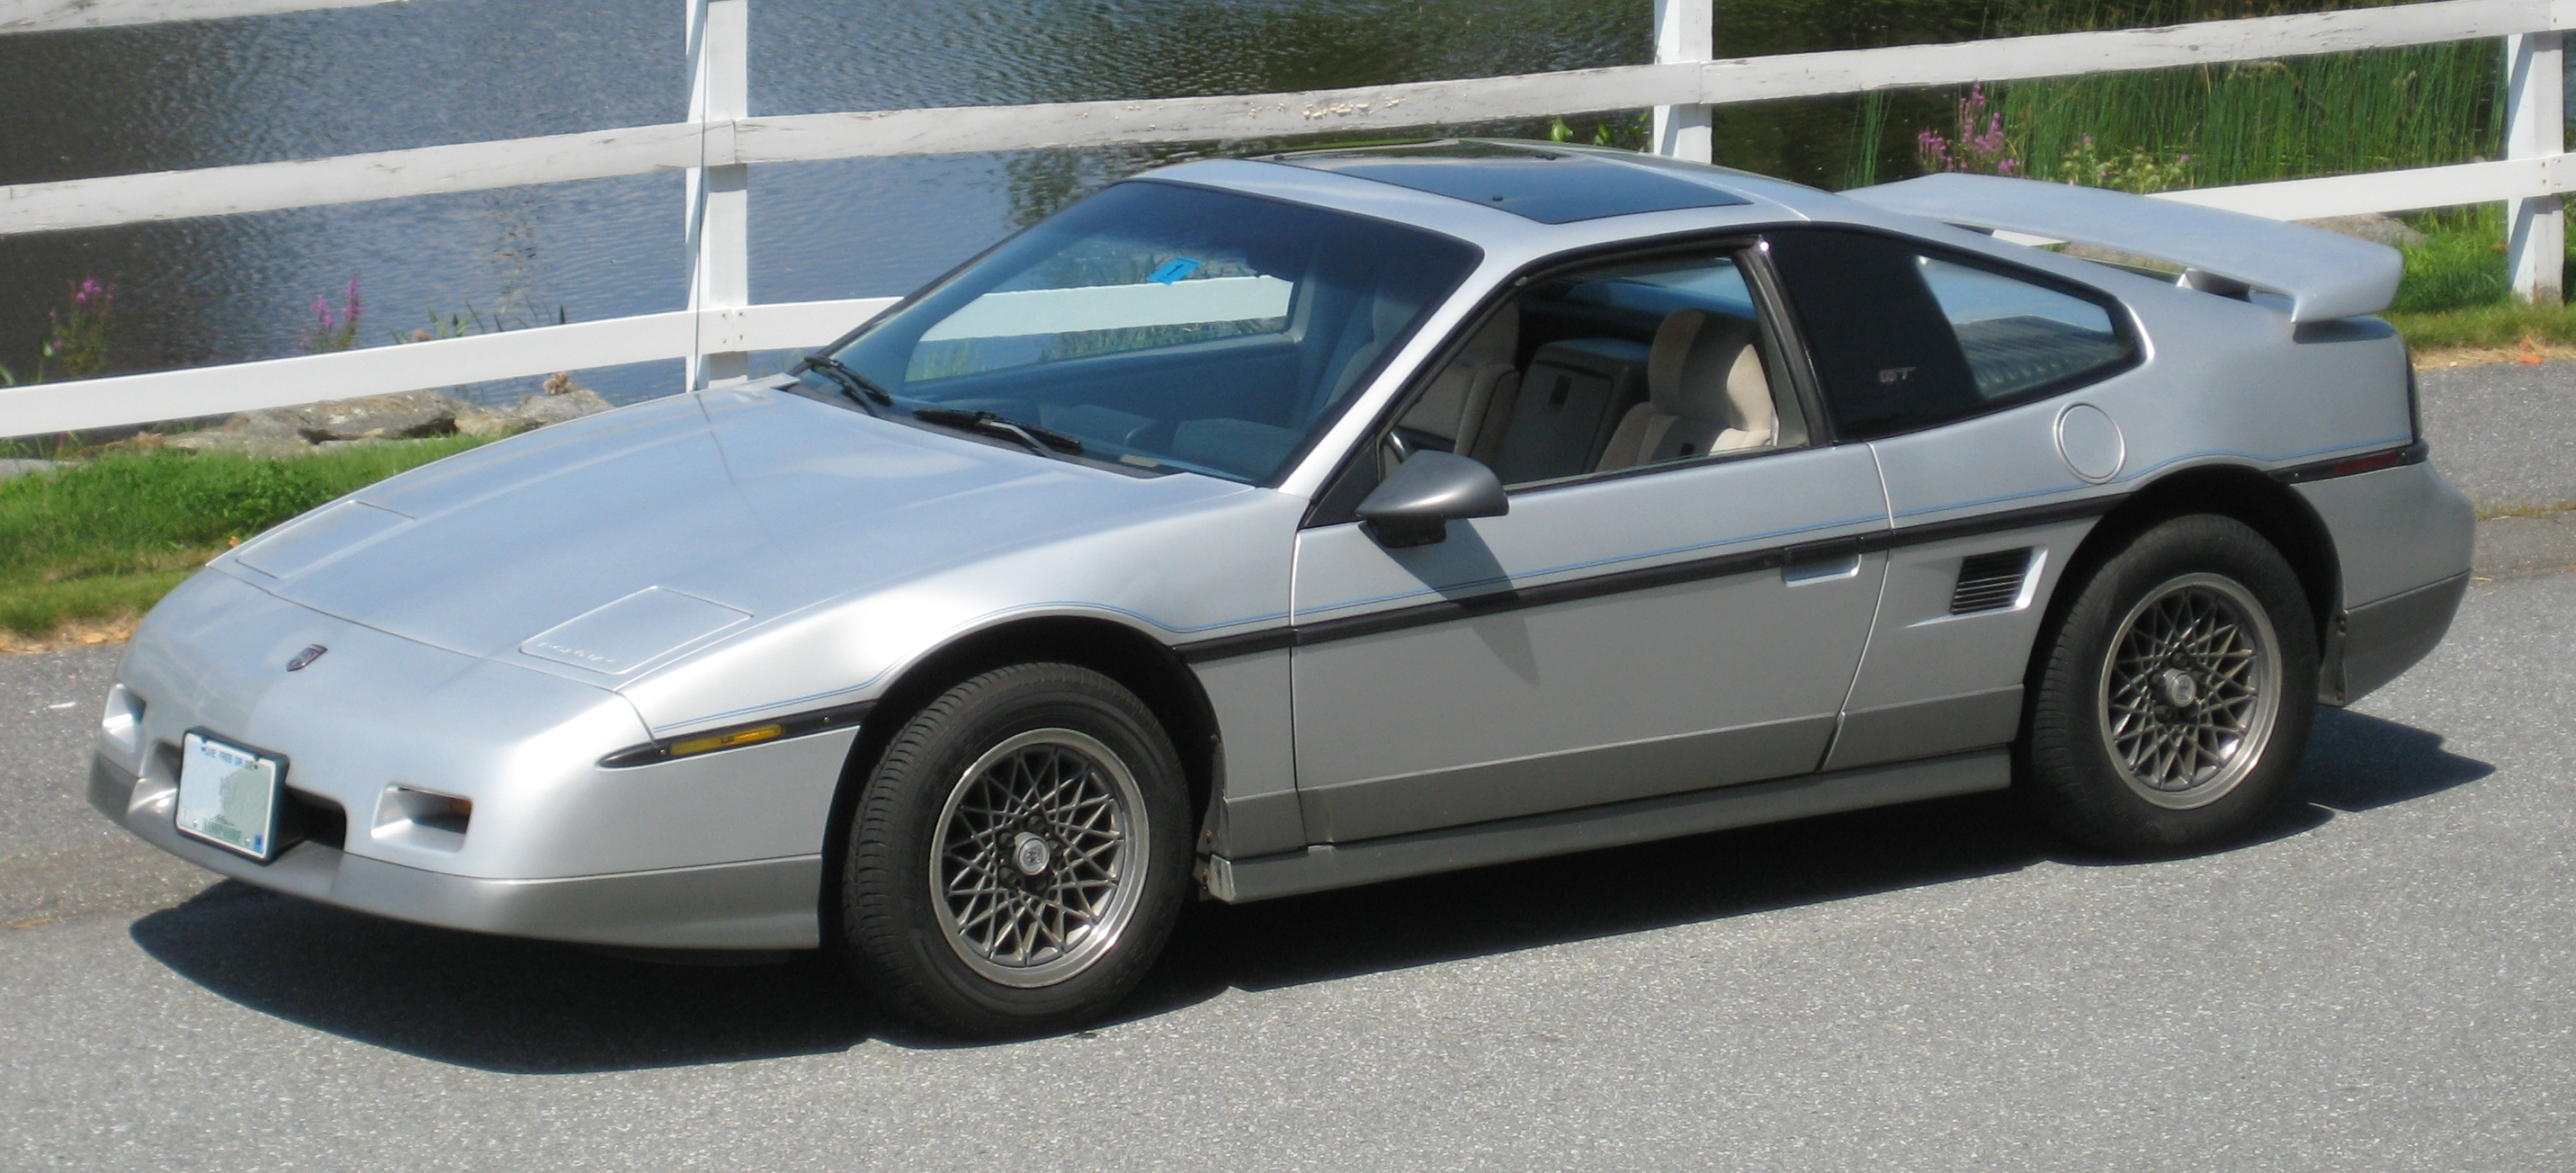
[0,0,2567,437]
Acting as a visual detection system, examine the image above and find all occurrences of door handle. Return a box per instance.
[1782,536,1863,585]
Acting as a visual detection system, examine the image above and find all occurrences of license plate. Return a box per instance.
[175,731,286,862]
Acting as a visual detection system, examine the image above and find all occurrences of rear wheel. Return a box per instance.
[2023,515,2318,854]
[841,663,1190,1038]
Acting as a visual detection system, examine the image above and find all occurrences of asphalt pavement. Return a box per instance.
[2399,363,2576,580]
[3,565,2572,1169]
[2415,363,2576,514]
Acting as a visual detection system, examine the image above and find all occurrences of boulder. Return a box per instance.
[163,431,313,457]
[2296,213,2430,248]
[507,387,612,426]
[168,390,470,452]
[453,407,540,439]
[158,382,612,452]
[280,390,470,442]
[0,458,58,483]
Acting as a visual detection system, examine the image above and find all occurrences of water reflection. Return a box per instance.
[0,0,1641,407]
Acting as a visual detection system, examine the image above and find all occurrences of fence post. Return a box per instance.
[1651,0,1712,163]
[2504,31,2563,305]
[684,0,751,388]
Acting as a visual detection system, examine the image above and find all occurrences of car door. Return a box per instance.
[1285,244,1892,846]
[1759,228,2145,771]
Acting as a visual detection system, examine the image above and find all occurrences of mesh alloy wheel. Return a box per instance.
[929,728,1149,988]
[2095,572,2285,810]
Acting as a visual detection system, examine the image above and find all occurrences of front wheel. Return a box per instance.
[840,663,1191,1038]
[2023,515,2319,855]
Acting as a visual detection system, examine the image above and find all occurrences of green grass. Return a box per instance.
[2391,217,2515,315]
[2386,302,2576,352]
[0,438,485,636]
[2376,207,2576,349]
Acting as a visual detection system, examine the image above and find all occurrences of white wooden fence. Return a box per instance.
[1,0,2569,437]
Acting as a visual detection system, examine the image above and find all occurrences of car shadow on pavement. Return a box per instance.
[128,708,2489,1069]
[129,884,877,1074]
[1117,706,2494,1019]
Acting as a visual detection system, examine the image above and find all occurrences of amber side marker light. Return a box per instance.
[596,701,874,768]
[670,723,783,757]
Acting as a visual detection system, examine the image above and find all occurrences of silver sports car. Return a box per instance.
[92,141,2473,1036]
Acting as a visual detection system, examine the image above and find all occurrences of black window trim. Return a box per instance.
[1758,222,2148,444]
[1298,228,1833,530]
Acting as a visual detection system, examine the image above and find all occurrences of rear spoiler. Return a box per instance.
[1843,173,2402,324]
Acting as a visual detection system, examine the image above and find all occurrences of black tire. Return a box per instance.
[2023,514,2318,855]
[840,663,1191,1039]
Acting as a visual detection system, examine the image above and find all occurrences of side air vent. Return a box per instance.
[1951,548,2035,614]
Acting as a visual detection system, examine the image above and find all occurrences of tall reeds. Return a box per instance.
[1988,0,2500,187]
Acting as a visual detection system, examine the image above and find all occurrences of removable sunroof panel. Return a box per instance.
[1276,142,1750,223]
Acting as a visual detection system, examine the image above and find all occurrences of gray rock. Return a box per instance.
[503,387,611,427]
[161,431,318,457]
[276,390,469,442]
[456,387,608,437]
[168,390,469,452]
[2295,213,2431,248]
[158,383,611,453]
[0,458,58,483]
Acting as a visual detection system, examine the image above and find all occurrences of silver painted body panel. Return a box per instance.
[1210,749,2012,903]
[93,154,2473,945]
[1289,444,1887,841]
[2295,462,2479,609]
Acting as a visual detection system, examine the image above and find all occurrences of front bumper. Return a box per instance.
[91,754,821,949]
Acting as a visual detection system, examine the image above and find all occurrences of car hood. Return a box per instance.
[219,384,1253,674]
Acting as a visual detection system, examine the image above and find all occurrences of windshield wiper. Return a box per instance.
[910,407,1086,459]
[795,354,893,414]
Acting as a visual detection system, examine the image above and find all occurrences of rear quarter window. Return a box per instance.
[1917,255,2133,401]
[1767,229,2136,440]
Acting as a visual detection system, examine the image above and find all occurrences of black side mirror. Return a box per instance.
[1355,450,1507,548]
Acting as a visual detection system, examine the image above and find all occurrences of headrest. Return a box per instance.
[1648,309,1775,434]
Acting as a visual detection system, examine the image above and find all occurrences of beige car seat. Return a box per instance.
[1596,309,1776,472]
[1391,311,1521,471]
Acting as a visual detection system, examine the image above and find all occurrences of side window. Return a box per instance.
[1917,256,2133,400]
[1767,229,2133,440]
[1382,249,1808,492]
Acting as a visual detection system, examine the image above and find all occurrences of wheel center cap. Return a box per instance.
[2153,667,2199,708]
[1011,832,1052,876]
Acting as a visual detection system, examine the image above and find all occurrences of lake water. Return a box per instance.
[0,0,1651,409]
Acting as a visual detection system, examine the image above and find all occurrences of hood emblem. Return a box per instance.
[285,645,328,671]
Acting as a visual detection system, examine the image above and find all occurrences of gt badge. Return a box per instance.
[285,644,328,671]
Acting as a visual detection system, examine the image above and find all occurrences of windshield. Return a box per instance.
[823,180,1482,483]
